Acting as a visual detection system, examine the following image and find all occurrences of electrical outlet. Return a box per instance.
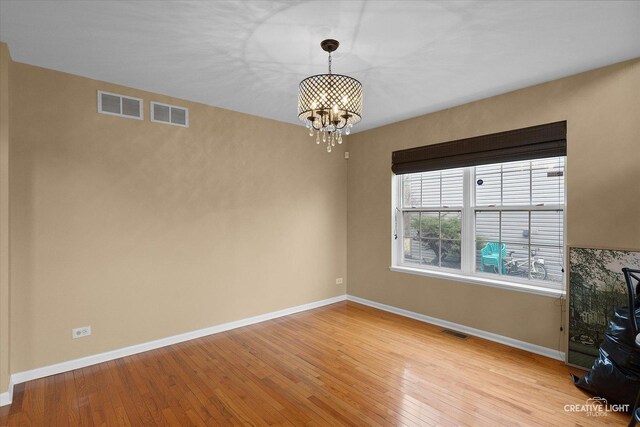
[72,326,91,339]
[336,278,344,285]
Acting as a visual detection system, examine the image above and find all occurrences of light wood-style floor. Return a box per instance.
[0,301,628,426]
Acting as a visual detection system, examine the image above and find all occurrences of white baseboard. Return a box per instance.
[0,383,11,406]
[347,295,565,361]
[1,294,347,407]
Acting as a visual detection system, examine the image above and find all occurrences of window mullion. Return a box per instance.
[418,212,422,265]
[402,207,462,212]
[462,167,474,275]
[474,205,563,212]
[393,175,401,266]
[438,212,442,268]
[528,211,532,280]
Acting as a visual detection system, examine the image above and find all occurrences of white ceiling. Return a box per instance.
[1,0,639,132]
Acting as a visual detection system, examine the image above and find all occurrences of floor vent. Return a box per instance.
[441,329,469,340]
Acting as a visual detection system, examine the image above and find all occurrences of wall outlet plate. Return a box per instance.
[72,326,91,339]
[336,278,344,285]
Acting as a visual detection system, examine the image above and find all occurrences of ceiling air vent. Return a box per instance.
[97,90,143,120]
[151,102,189,127]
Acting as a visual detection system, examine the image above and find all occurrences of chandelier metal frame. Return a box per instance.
[298,39,362,152]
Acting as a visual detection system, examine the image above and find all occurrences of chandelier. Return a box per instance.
[298,39,362,152]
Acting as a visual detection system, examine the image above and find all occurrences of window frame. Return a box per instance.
[391,158,567,298]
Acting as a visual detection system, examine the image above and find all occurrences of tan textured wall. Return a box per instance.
[0,43,10,391]
[9,61,347,373]
[347,59,640,351]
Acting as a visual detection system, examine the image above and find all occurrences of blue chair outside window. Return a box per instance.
[480,242,506,273]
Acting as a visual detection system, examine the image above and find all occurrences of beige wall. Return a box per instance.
[347,59,640,351]
[9,56,347,373]
[0,43,10,391]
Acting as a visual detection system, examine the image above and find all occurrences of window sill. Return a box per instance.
[389,265,565,298]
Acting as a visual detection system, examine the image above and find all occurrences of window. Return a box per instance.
[394,156,565,293]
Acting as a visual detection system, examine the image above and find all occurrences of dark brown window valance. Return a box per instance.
[391,121,567,175]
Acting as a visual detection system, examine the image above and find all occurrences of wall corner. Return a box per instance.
[0,41,12,395]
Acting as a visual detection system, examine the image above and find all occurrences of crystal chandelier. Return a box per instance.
[298,39,362,152]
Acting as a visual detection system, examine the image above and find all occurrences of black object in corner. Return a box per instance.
[572,268,640,407]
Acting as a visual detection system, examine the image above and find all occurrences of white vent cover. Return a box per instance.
[151,102,188,127]
[97,90,143,120]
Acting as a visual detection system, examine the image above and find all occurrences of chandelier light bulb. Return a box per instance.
[309,127,314,137]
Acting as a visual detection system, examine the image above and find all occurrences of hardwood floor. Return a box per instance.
[0,301,628,426]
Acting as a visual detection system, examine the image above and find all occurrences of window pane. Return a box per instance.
[531,245,564,283]
[420,171,441,208]
[475,211,500,245]
[403,212,421,264]
[503,243,530,278]
[502,168,531,205]
[419,212,439,239]
[441,240,461,269]
[475,169,501,206]
[530,211,564,283]
[500,211,530,277]
[420,239,439,266]
[501,211,530,246]
[441,212,461,240]
[532,157,565,205]
[402,174,422,207]
[442,211,461,270]
[530,211,563,247]
[441,169,463,207]
[476,211,501,273]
